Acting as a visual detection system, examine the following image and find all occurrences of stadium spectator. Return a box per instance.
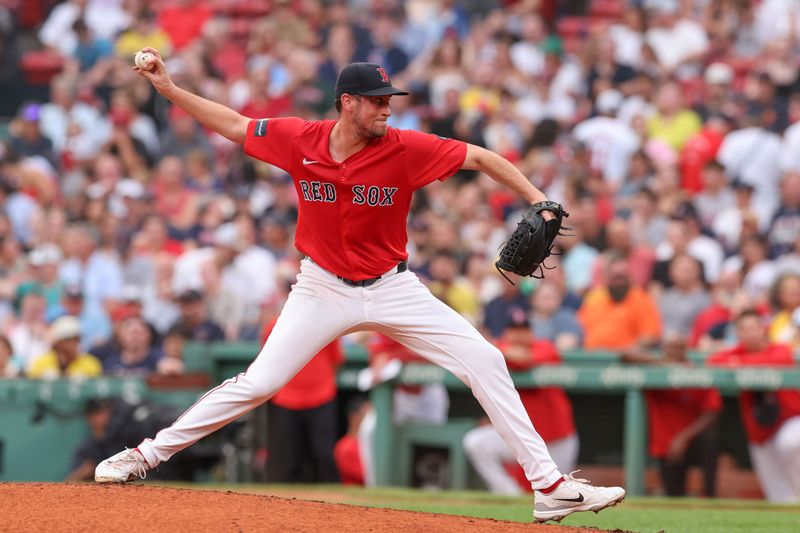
[8,103,57,170]
[653,204,724,286]
[115,9,172,61]
[707,310,800,503]
[427,252,480,325]
[16,244,64,316]
[263,316,342,483]
[160,107,216,162]
[693,161,735,230]
[464,310,577,495]
[28,315,101,379]
[529,280,583,350]
[102,315,162,376]
[644,1,710,79]
[38,0,129,57]
[4,291,49,371]
[712,180,759,253]
[768,274,800,348]
[483,277,529,339]
[579,254,661,350]
[767,172,800,258]
[169,289,225,343]
[0,333,20,378]
[722,235,776,302]
[622,332,721,497]
[658,254,711,337]
[646,81,702,152]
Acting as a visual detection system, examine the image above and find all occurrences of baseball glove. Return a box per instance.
[495,201,570,284]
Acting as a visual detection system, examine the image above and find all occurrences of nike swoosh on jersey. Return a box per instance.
[554,493,584,503]
[302,158,318,165]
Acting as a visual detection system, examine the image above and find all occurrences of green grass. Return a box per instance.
[161,483,800,532]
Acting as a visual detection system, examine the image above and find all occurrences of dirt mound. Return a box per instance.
[0,483,596,532]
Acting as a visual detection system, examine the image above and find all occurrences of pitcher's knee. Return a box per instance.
[242,374,285,400]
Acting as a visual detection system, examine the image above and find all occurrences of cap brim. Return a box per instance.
[357,86,410,96]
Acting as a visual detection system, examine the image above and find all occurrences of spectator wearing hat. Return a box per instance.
[707,310,800,503]
[46,282,111,351]
[696,63,736,121]
[464,309,577,495]
[28,316,101,379]
[102,315,163,376]
[169,290,224,343]
[16,243,64,315]
[8,103,57,169]
[58,223,124,326]
[572,89,640,187]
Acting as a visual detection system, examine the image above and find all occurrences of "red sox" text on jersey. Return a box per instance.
[298,180,398,206]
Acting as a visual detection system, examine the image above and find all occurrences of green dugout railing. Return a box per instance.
[2,343,799,491]
[200,343,800,497]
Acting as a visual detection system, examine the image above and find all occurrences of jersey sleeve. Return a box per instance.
[243,117,304,172]
[399,129,467,190]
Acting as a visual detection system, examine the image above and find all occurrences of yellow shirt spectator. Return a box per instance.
[647,110,702,152]
[28,350,102,379]
[116,30,172,60]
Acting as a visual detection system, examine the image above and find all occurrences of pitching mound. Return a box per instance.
[0,483,598,532]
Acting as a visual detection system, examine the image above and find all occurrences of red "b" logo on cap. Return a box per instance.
[376,67,390,83]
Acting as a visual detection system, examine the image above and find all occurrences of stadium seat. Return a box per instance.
[394,419,476,490]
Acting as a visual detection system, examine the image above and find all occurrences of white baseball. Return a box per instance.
[134,51,156,71]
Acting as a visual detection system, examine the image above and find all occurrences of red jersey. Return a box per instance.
[646,389,722,458]
[244,118,467,280]
[263,318,344,410]
[707,343,800,443]
[497,338,576,442]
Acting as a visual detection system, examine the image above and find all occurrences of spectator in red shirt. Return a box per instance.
[622,332,722,496]
[463,310,577,495]
[707,310,800,503]
[156,0,212,51]
[263,316,343,483]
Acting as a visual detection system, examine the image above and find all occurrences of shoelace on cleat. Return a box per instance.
[563,470,599,491]
[108,448,148,480]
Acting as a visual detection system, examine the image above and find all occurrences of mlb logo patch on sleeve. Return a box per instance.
[254,119,268,137]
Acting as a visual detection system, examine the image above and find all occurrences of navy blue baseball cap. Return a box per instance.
[335,62,409,100]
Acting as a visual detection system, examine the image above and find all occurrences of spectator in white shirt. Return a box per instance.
[644,1,710,79]
[572,89,641,187]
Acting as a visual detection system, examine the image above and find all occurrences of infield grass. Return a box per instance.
[166,483,800,532]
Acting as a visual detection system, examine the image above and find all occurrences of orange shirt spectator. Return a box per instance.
[579,257,661,349]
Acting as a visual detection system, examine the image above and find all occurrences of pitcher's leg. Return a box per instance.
[138,278,355,468]
[371,275,561,489]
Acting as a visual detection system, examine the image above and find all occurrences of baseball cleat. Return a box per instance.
[95,448,151,483]
[533,471,625,523]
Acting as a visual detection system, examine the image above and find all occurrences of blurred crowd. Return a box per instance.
[1,0,799,500]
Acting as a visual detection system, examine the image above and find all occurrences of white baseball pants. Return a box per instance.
[138,259,562,489]
[748,415,800,503]
[464,424,578,495]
